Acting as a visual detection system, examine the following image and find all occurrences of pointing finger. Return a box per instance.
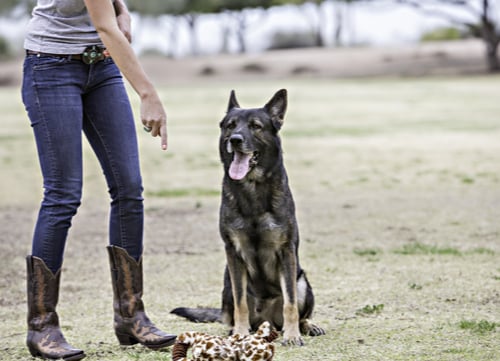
[160,124,168,151]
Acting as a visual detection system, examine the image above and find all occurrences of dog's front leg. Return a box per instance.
[225,243,251,335]
[279,248,303,346]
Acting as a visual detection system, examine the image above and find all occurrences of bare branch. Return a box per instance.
[396,0,482,19]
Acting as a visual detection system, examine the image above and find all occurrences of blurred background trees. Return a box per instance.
[396,0,499,71]
[0,0,498,71]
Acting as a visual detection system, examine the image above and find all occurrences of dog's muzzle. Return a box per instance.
[226,134,258,180]
[226,134,244,154]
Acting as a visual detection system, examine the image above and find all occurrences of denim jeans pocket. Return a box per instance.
[30,55,71,71]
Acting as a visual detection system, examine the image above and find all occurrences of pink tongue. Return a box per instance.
[229,152,252,180]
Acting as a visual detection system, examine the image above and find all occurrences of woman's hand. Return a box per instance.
[141,92,168,151]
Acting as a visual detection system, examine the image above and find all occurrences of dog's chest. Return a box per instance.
[228,212,287,279]
[229,210,286,246]
[221,180,295,280]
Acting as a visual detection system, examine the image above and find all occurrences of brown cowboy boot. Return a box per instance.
[26,256,85,360]
[107,246,176,350]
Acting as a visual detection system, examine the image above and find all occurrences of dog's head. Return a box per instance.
[219,89,287,181]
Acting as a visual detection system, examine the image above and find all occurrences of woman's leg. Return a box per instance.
[22,55,86,360]
[82,59,176,348]
[22,55,85,273]
[82,59,143,260]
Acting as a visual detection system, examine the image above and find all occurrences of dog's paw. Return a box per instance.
[282,327,304,346]
[300,319,326,336]
[231,324,251,336]
[281,335,304,346]
[307,323,326,336]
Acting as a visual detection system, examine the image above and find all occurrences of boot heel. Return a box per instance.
[116,332,138,346]
[27,343,41,357]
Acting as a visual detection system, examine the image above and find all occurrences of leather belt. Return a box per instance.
[27,50,82,59]
[26,46,109,65]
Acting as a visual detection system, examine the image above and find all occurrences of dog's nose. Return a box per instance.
[229,134,244,146]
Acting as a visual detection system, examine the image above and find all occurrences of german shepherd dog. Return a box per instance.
[171,89,325,345]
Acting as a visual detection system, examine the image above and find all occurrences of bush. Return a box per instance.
[267,30,317,50]
[421,27,464,42]
[0,35,11,58]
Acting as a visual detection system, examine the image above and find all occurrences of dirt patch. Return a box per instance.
[138,39,488,85]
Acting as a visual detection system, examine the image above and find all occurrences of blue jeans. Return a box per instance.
[22,54,144,273]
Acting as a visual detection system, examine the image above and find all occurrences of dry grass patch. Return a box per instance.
[1,75,499,360]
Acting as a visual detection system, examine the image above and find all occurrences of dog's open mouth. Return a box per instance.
[227,143,258,180]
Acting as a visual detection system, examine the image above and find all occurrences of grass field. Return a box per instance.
[1,74,499,360]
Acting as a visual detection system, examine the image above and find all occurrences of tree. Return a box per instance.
[215,0,274,53]
[331,0,364,47]
[396,0,500,72]
[0,0,35,17]
[182,1,222,55]
[0,0,19,14]
[274,1,370,48]
[299,0,326,47]
[127,0,221,56]
[271,0,325,47]
[126,0,187,14]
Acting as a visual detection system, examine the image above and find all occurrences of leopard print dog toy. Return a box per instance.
[172,321,278,361]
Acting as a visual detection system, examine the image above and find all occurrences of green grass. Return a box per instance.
[459,320,498,335]
[353,248,381,257]
[393,242,462,256]
[460,176,475,184]
[355,304,385,316]
[409,282,423,290]
[467,247,495,256]
[393,244,497,257]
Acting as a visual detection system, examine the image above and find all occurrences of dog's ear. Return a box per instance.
[264,89,287,130]
[227,90,240,113]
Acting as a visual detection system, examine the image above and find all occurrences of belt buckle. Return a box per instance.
[82,45,105,65]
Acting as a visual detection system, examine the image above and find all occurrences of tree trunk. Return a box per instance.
[334,3,343,47]
[185,14,199,56]
[235,11,247,53]
[484,38,499,72]
[315,2,325,47]
[481,0,500,72]
[220,12,231,54]
[167,16,179,58]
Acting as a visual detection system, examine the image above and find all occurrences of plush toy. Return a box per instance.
[172,321,278,361]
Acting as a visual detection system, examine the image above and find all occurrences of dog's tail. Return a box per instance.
[170,307,222,323]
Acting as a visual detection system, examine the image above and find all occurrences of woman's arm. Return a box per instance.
[113,0,132,43]
[84,0,167,150]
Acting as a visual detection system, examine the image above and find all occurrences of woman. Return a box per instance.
[22,1,175,359]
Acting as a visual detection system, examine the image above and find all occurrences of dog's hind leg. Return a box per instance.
[297,271,325,336]
[221,266,235,329]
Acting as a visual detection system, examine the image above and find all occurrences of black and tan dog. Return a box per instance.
[171,89,324,345]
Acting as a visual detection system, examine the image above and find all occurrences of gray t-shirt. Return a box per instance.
[24,0,104,54]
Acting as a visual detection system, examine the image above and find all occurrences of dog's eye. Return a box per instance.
[250,120,263,130]
[226,120,236,130]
